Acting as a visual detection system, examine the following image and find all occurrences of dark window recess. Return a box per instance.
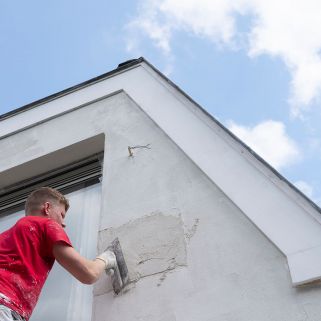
[0,153,103,216]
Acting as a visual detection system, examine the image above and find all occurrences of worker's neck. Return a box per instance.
[25,211,46,218]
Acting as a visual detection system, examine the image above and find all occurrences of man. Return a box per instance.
[0,187,116,321]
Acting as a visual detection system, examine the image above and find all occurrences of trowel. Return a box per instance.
[106,238,129,294]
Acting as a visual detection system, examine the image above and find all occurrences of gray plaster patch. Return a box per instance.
[184,218,200,243]
[94,212,187,296]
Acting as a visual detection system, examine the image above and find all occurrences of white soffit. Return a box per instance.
[1,60,321,286]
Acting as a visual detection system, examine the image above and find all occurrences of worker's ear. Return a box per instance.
[43,202,51,216]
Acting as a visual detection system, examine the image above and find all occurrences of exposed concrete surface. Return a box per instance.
[94,212,187,296]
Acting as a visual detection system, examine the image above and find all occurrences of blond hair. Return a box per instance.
[25,187,69,215]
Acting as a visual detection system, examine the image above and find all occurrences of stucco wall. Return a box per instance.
[90,94,321,321]
[2,92,321,320]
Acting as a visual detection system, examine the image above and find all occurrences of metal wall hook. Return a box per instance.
[128,144,151,157]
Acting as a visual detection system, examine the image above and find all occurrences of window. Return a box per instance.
[33,184,101,321]
[0,154,103,321]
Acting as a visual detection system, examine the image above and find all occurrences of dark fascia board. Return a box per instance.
[1,56,320,215]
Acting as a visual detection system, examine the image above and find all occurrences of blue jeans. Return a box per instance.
[0,305,25,321]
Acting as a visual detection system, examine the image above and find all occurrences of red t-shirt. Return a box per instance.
[0,216,72,320]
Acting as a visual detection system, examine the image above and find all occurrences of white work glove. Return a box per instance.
[96,250,117,271]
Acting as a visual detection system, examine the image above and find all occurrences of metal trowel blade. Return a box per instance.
[107,237,129,294]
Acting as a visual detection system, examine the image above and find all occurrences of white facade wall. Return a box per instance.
[2,61,321,285]
[1,92,321,320]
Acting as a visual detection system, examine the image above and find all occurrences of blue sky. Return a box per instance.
[1,0,321,205]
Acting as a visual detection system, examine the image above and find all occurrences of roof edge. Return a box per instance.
[1,56,320,217]
[140,59,321,217]
[0,57,145,121]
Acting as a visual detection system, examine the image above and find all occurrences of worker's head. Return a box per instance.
[25,187,70,228]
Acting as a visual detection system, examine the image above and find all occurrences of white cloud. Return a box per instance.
[227,120,301,170]
[126,0,172,56]
[127,0,321,116]
[247,0,321,117]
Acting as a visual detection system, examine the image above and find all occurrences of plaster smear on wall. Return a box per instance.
[94,212,187,296]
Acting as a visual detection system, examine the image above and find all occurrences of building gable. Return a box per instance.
[1,58,321,286]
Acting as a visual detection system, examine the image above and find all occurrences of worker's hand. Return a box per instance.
[95,250,117,271]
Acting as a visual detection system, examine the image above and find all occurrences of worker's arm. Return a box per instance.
[53,243,116,285]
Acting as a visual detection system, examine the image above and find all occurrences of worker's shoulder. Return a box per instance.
[15,215,52,229]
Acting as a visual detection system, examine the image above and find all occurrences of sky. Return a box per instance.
[1,0,321,205]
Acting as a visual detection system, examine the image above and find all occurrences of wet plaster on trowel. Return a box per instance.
[94,212,187,296]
